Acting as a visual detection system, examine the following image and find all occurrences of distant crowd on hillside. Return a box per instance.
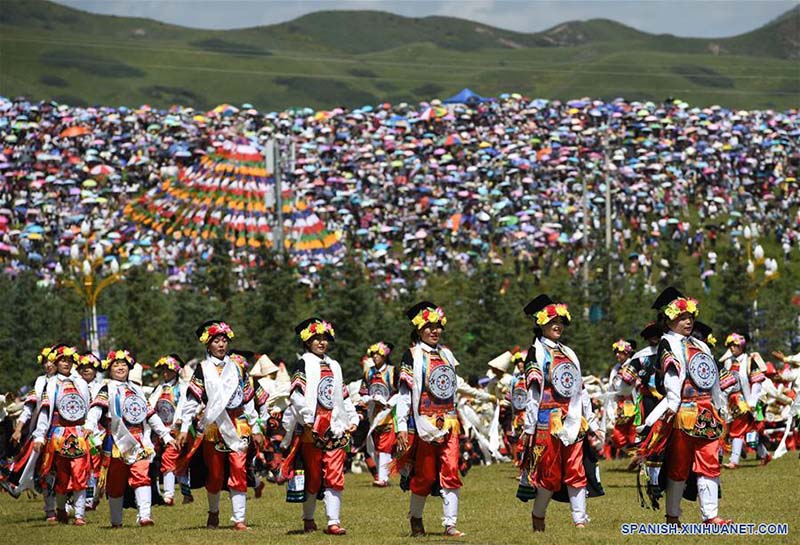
[0,94,798,295]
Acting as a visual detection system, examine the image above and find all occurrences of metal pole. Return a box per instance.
[582,173,589,287]
[274,139,283,257]
[604,135,612,251]
[91,302,100,356]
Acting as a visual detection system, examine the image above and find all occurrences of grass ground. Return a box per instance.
[1,455,798,545]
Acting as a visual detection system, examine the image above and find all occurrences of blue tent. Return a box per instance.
[443,88,491,105]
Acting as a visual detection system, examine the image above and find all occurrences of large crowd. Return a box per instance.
[1,94,798,293]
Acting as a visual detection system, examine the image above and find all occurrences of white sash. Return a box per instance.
[301,353,348,438]
[365,395,397,457]
[410,344,458,443]
[531,338,583,446]
[200,357,247,452]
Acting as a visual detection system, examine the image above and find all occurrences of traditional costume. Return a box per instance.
[75,352,105,511]
[179,320,262,530]
[517,295,600,531]
[32,345,91,525]
[615,323,664,508]
[149,354,187,505]
[359,342,398,487]
[283,318,359,535]
[606,339,638,456]
[251,354,290,486]
[506,350,529,464]
[86,349,174,528]
[394,302,465,538]
[720,334,768,468]
[1,346,57,520]
[638,287,732,526]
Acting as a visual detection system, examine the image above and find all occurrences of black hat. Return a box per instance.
[168,353,186,367]
[651,286,684,311]
[405,301,438,321]
[523,294,554,317]
[295,317,336,342]
[627,339,638,352]
[229,349,255,363]
[692,320,713,341]
[640,321,660,340]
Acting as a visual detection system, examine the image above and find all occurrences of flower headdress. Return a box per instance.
[299,320,335,342]
[367,342,392,357]
[411,306,447,330]
[663,297,699,320]
[535,304,571,326]
[510,349,527,364]
[154,355,182,373]
[198,321,235,344]
[37,346,53,365]
[706,333,717,347]
[102,349,135,369]
[725,333,746,348]
[46,345,79,364]
[78,353,103,369]
[612,339,633,354]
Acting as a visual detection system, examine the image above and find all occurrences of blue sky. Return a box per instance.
[54,1,797,37]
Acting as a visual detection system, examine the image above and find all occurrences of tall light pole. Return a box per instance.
[59,223,121,356]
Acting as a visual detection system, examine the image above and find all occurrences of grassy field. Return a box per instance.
[1,455,798,545]
[0,1,798,110]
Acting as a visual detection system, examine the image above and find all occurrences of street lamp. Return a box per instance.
[742,224,779,344]
[60,223,122,356]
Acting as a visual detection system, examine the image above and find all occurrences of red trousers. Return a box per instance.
[410,431,462,496]
[106,458,150,498]
[160,442,181,474]
[374,428,397,454]
[611,421,637,450]
[667,430,720,480]
[53,454,90,494]
[533,433,586,492]
[727,414,753,439]
[202,440,247,493]
[90,452,102,478]
[300,442,345,494]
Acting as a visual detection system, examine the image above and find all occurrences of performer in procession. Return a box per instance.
[721,333,769,468]
[394,301,465,538]
[75,352,105,511]
[176,320,264,531]
[506,349,528,464]
[360,341,397,488]
[251,354,290,486]
[613,322,664,506]
[31,345,91,525]
[638,287,732,526]
[86,349,175,528]
[518,295,594,531]
[606,339,638,458]
[5,345,58,520]
[283,318,359,535]
[149,354,187,505]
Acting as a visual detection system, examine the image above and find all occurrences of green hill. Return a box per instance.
[0,0,797,110]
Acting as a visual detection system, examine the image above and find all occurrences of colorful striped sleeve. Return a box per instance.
[290,359,307,395]
[398,350,413,389]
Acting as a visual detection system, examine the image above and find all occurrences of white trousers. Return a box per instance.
[163,472,176,499]
[441,488,459,527]
[568,486,588,524]
[697,476,719,521]
[377,452,392,482]
[323,489,342,525]
[134,485,152,522]
[730,438,744,464]
[207,491,221,513]
[231,490,247,523]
